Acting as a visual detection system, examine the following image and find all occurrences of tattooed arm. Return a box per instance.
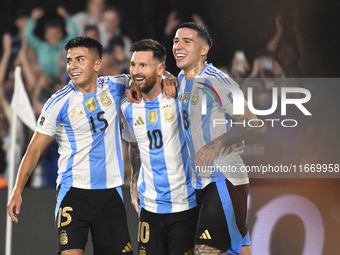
[195,105,259,167]
[129,142,141,213]
[219,106,259,147]
[195,244,223,255]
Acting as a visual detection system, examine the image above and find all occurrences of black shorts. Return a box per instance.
[195,179,251,254]
[56,185,133,255]
[138,207,198,255]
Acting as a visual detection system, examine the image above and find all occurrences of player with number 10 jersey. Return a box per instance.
[121,94,196,213]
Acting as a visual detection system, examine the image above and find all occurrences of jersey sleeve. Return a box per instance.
[216,79,248,117]
[35,90,70,136]
[36,108,59,137]
[101,74,131,97]
[120,101,136,143]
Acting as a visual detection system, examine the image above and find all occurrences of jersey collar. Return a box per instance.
[198,63,212,77]
[68,78,103,94]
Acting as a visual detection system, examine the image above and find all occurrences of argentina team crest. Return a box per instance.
[163,106,174,123]
[99,92,112,107]
[60,230,68,245]
[85,98,97,112]
[148,110,158,125]
[191,89,200,105]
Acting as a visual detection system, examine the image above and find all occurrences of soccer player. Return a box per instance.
[173,22,258,255]
[7,37,134,255]
[121,39,197,255]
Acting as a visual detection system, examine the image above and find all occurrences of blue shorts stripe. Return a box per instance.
[215,180,243,254]
[116,186,123,201]
[55,185,71,226]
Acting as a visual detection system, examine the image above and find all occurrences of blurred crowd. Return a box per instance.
[0,0,318,188]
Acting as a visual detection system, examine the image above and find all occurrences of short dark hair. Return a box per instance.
[178,22,213,49]
[106,36,125,53]
[45,20,63,31]
[64,36,103,59]
[84,25,100,34]
[130,39,166,63]
[15,9,30,20]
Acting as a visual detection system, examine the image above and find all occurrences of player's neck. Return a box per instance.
[76,79,98,93]
[184,62,207,80]
[142,82,162,102]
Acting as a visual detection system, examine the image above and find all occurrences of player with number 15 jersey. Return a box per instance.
[37,75,129,190]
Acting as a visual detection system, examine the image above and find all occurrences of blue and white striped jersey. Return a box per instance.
[36,75,129,190]
[120,94,196,214]
[177,64,249,189]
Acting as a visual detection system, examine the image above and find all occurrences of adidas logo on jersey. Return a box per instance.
[122,242,133,252]
[199,229,212,239]
[70,107,84,117]
[134,116,145,126]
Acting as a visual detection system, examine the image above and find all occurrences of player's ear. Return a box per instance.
[157,62,166,76]
[94,59,102,73]
[201,44,209,56]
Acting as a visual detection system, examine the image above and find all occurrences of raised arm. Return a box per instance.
[15,39,37,92]
[0,33,11,85]
[7,132,54,223]
[266,14,284,53]
[24,8,45,51]
[129,142,141,213]
[57,6,78,41]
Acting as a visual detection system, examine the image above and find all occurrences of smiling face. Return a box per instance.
[130,51,163,95]
[173,28,208,74]
[66,47,102,92]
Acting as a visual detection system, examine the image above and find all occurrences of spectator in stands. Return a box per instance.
[0,34,26,185]
[84,25,101,42]
[266,14,302,77]
[248,50,285,89]
[99,7,132,58]
[100,37,129,76]
[229,50,250,86]
[24,6,78,77]
[7,10,30,69]
[72,0,106,37]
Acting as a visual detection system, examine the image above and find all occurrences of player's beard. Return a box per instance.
[134,71,158,94]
